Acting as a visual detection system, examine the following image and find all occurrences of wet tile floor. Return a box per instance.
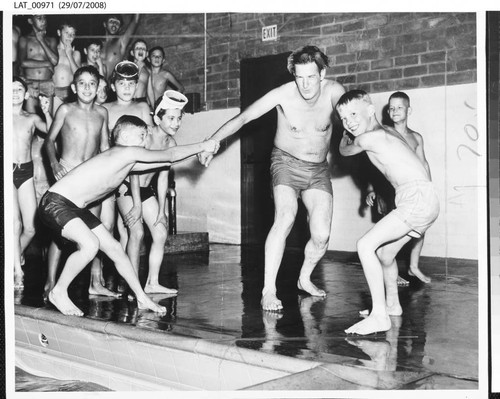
[15,241,479,390]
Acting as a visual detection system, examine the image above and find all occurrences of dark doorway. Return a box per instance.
[240,52,309,248]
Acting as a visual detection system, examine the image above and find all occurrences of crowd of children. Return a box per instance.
[12,14,208,317]
[12,17,438,337]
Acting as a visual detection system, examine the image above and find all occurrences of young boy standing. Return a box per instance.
[129,39,150,105]
[337,90,439,335]
[102,61,153,288]
[38,115,219,316]
[13,76,52,288]
[366,92,433,285]
[53,20,81,113]
[83,39,107,80]
[44,66,117,298]
[116,90,187,294]
[147,46,184,106]
[18,14,58,114]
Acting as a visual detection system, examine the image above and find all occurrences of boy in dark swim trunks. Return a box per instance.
[337,90,439,335]
[38,114,219,316]
[13,76,52,288]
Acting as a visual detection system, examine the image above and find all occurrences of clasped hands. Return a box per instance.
[197,138,220,167]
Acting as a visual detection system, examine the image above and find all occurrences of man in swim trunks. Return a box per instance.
[337,89,439,335]
[53,20,81,113]
[13,76,52,288]
[18,14,58,114]
[198,45,345,311]
[38,114,219,316]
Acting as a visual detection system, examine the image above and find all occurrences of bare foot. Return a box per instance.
[386,303,402,316]
[397,275,409,286]
[88,283,121,298]
[359,305,402,317]
[345,313,391,335]
[297,279,326,297]
[14,272,24,290]
[43,281,55,302]
[261,291,283,311]
[136,294,167,314]
[48,288,84,316]
[144,283,178,294]
[408,267,431,283]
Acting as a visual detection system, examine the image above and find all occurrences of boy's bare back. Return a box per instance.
[50,146,142,207]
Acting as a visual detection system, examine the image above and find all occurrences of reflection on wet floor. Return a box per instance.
[16,242,478,388]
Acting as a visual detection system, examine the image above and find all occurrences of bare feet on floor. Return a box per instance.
[144,283,178,294]
[408,267,431,283]
[261,291,283,312]
[14,272,24,290]
[345,313,391,335]
[48,288,84,316]
[136,295,167,314]
[359,304,402,317]
[89,283,121,298]
[297,278,326,297]
[397,275,409,286]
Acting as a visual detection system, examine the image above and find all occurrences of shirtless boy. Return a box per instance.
[117,90,187,294]
[53,20,81,113]
[18,14,58,114]
[83,39,107,78]
[103,61,153,285]
[199,45,345,311]
[337,89,439,335]
[38,114,219,316]
[44,66,116,298]
[129,39,150,105]
[147,46,185,106]
[13,76,52,288]
[95,75,109,105]
[101,14,140,80]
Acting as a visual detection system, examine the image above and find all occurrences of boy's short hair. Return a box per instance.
[112,114,148,145]
[13,76,28,92]
[73,65,100,83]
[58,20,76,31]
[111,61,139,83]
[287,45,329,75]
[86,38,103,50]
[149,46,165,58]
[105,14,123,25]
[131,38,148,49]
[336,89,372,108]
[389,91,410,105]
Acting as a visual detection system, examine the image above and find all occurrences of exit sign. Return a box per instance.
[262,25,278,42]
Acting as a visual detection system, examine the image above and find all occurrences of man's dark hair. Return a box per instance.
[287,45,329,75]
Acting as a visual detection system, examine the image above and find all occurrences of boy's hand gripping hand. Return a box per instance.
[197,139,220,167]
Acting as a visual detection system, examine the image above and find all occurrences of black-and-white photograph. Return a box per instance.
[4,3,491,398]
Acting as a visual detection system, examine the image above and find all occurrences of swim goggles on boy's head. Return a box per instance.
[153,90,188,125]
[113,61,139,80]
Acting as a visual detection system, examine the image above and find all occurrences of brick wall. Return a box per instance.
[137,12,476,110]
